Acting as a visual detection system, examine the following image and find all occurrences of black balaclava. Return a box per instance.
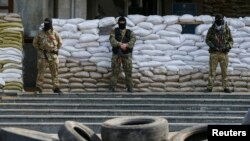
[43,18,53,31]
[118,16,126,30]
[215,14,224,26]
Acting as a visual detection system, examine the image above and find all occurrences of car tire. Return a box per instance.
[101,116,169,141]
[58,121,101,141]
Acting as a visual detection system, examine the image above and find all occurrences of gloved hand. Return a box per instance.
[222,47,231,53]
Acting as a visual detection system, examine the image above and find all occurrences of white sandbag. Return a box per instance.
[232,31,249,38]
[165,50,188,56]
[165,36,185,45]
[180,40,195,46]
[67,18,85,24]
[81,28,99,35]
[2,69,22,74]
[62,39,79,46]
[233,37,244,43]
[178,46,198,52]
[133,27,152,37]
[0,57,21,64]
[61,46,80,52]
[230,48,246,54]
[163,15,179,25]
[71,51,92,58]
[195,15,213,24]
[144,39,168,44]
[157,30,180,37]
[154,44,176,51]
[179,14,195,22]
[140,70,154,77]
[133,55,151,62]
[140,50,164,56]
[92,52,112,58]
[99,17,116,27]
[127,14,147,25]
[137,22,154,30]
[171,55,193,61]
[77,19,99,30]
[195,42,207,48]
[244,17,250,26]
[79,34,99,43]
[239,42,250,49]
[138,61,162,67]
[195,24,212,35]
[98,35,109,42]
[134,44,155,51]
[164,60,186,66]
[139,34,160,40]
[59,49,71,57]
[229,58,241,64]
[241,58,250,64]
[60,31,81,39]
[194,56,209,63]
[189,50,209,56]
[53,25,63,32]
[153,67,167,74]
[75,42,100,49]
[165,24,182,33]
[52,19,67,26]
[87,46,109,54]
[62,24,78,32]
[146,15,163,24]
[228,18,245,28]
[166,65,179,72]
[151,56,171,62]
[97,61,111,68]
[152,24,166,33]
[0,73,21,78]
[182,34,202,42]
[238,26,250,34]
[0,78,5,86]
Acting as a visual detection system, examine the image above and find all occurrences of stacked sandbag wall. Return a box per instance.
[0,13,23,93]
[42,14,250,92]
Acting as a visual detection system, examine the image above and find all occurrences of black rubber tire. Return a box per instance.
[101,116,169,141]
[58,121,101,141]
[170,124,207,141]
[0,127,59,141]
[242,109,250,125]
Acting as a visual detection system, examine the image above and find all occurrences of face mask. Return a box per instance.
[215,19,224,26]
[118,21,126,29]
[44,20,52,31]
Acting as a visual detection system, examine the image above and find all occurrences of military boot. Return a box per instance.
[53,87,62,94]
[127,87,133,93]
[35,87,43,94]
[224,88,231,93]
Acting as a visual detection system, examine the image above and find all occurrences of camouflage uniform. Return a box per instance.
[33,29,62,91]
[206,23,233,91]
[109,28,136,91]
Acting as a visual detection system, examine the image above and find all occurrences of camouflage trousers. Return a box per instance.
[110,54,133,89]
[36,57,59,90]
[207,52,229,89]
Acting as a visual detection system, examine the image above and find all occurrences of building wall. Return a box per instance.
[203,0,250,17]
[57,0,87,19]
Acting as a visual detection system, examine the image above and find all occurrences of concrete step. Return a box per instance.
[17,92,250,99]
[0,109,245,117]
[0,103,248,111]
[2,97,250,105]
[0,93,248,134]
[0,115,243,123]
[0,122,241,133]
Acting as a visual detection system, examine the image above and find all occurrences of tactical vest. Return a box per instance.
[112,28,133,55]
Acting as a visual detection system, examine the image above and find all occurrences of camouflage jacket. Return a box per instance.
[109,28,136,56]
[33,29,62,60]
[206,23,233,53]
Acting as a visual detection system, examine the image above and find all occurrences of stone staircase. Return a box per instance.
[0,92,248,134]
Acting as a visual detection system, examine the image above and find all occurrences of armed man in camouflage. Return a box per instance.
[206,14,233,93]
[109,16,136,92]
[33,18,62,94]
